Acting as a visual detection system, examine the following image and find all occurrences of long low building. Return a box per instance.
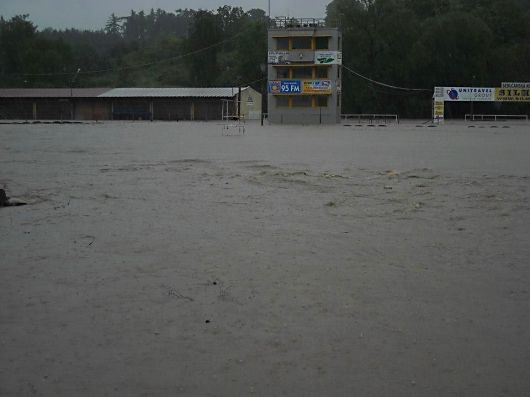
[0,87,262,121]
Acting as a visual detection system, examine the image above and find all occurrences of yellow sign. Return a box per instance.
[433,100,444,121]
[495,88,530,102]
[302,80,332,94]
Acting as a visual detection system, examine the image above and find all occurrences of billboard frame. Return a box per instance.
[432,86,530,123]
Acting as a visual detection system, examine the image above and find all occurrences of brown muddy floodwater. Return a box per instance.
[1,120,529,396]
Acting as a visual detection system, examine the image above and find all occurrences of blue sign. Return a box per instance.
[268,80,302,94]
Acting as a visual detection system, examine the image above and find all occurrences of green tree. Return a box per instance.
[0,15,74,87]
[105,13,123,37]
[326,0,529,117]
[0,15,36,78]
[185,10,222,86]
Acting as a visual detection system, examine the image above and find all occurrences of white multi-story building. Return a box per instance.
[267,18,342,124]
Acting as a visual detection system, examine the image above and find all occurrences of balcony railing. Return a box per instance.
[270,17,327,29]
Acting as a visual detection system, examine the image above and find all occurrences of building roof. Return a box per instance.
[98,87,247,98]
[0,88,110,98]
[270,17,327,29]
[0,87,252,99]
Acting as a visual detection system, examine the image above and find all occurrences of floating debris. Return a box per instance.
[0,189,27,207]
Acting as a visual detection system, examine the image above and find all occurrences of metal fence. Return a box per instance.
[341,114,399,124]
[465,114,528,122]
[270,17,327,29]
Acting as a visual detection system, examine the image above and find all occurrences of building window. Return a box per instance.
[316,96,329,107]
[276,37,289,50]
[316,67,328,78]
[315,37,329,50]
[292,96,312,107]
[291,36,312,50]
[276,96,289,107]
[292,67,312,79]
[276,67,290,79]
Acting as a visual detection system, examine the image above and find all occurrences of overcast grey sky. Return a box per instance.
[0,0,331,30]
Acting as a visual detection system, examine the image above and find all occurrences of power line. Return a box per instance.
[15,30,246,78]
[342,64,431,93]
[240,75,267,87]
[369,84,429,97]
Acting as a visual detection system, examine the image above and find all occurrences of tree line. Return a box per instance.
[327,0,530,116]
[0,7,268,90]
[1,1,529,117]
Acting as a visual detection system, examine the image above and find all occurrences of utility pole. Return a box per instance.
[70,68,81,97]
[470,75,476,120]
[70,68,81,120]
[238,85,242,120]
[260,63,266,126]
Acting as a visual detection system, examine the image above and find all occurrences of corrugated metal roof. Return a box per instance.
[97,87,247,98]
[0,88,110,98]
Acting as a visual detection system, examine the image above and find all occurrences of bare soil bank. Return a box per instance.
[1,121,529,396]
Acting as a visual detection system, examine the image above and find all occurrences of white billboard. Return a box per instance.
[314,51,342,65]
[442,87,495,102]
[268,51,290,64]
[501,82,530,88]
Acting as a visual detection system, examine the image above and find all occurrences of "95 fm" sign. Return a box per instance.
[268,80,301,94]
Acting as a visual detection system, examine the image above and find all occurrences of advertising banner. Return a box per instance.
[303,80,332,94]
[268,80,301,94]
[269,80,332,95]
[501,82,530,88]
[433,86,444,99]
[443,87,495,102]
[314,51,342,65]
[495,88,530,102]
[433,100,444,122]
[268,51,290,64]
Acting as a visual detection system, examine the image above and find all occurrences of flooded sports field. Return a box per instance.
[1,120,529,396]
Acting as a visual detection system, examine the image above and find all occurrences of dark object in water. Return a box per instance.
[0,189,27,207]
[0,189,7,206]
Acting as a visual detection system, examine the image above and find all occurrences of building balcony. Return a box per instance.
[269,17,327,29]
[268,50,342,66]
